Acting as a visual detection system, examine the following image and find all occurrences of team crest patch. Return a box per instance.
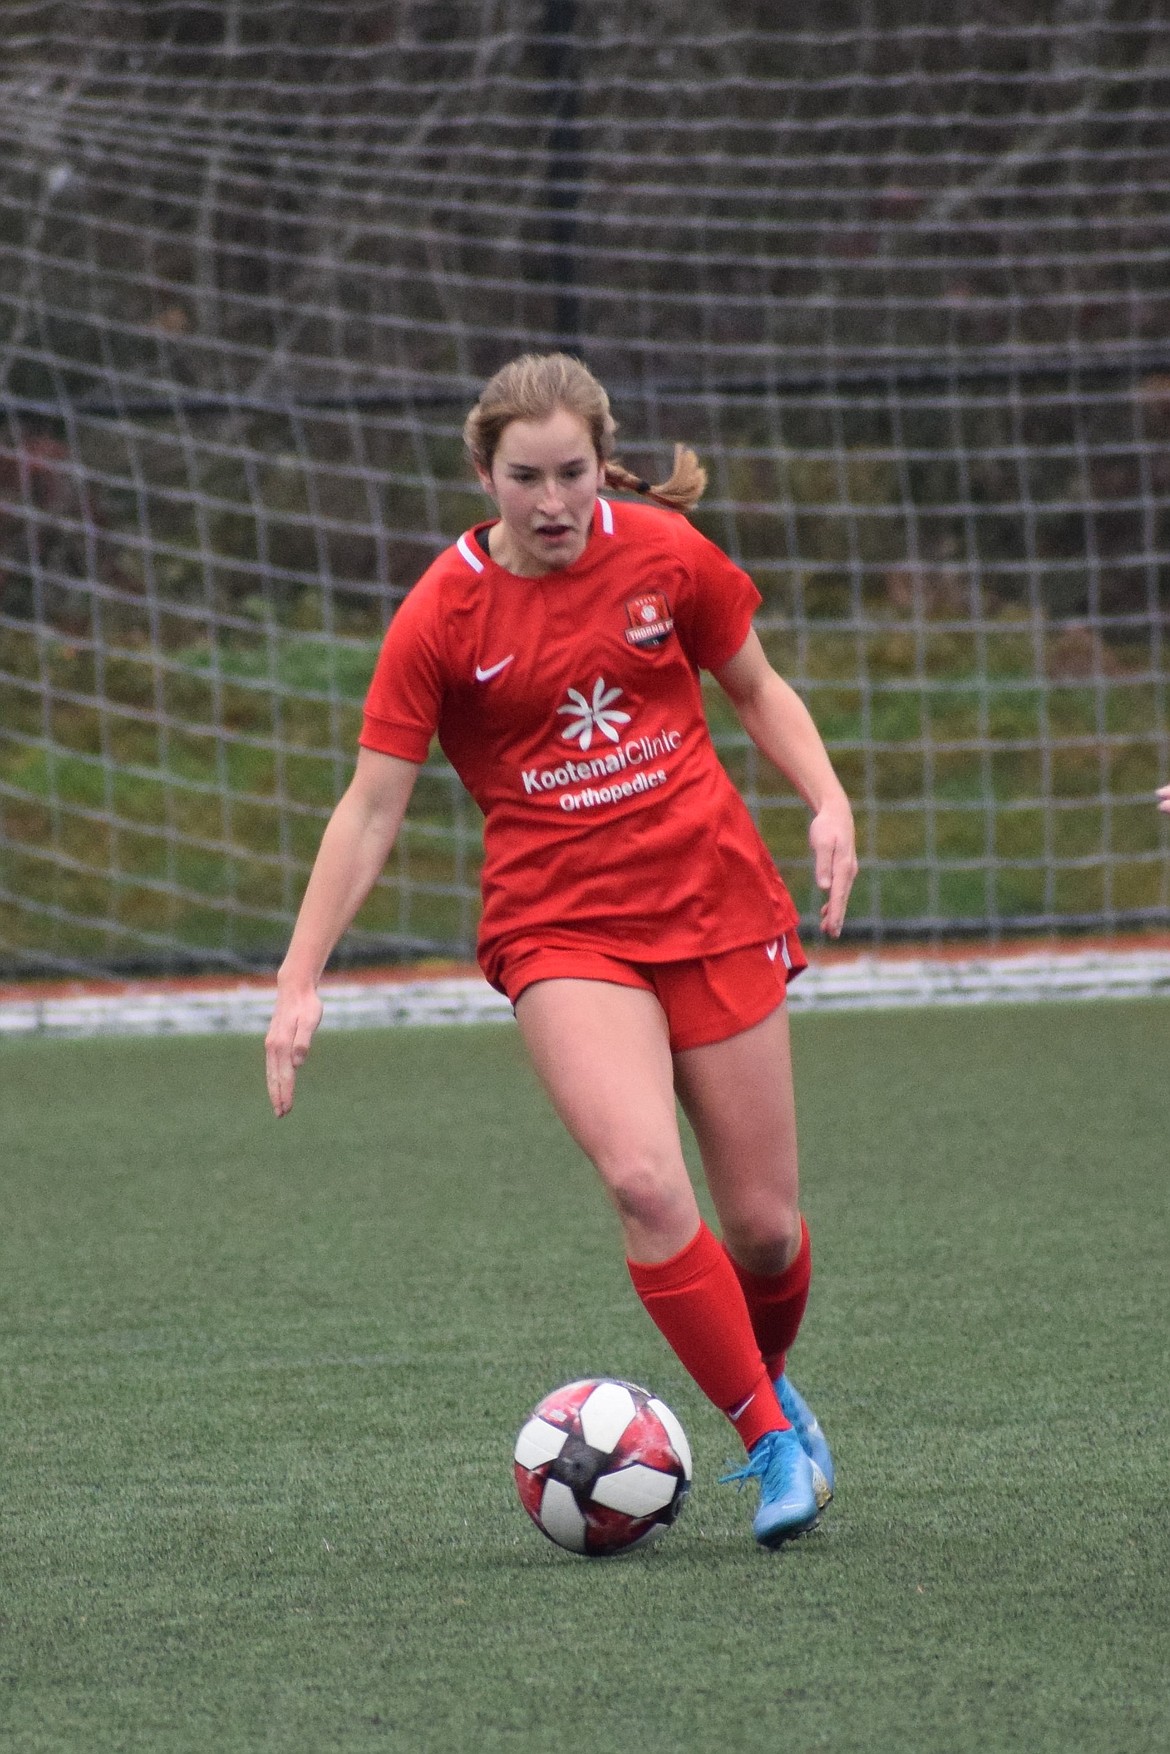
[624,591,674,649]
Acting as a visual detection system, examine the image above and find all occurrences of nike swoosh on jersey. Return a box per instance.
[475,655,515,682]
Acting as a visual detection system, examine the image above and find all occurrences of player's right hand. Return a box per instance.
[264,984,324,1117]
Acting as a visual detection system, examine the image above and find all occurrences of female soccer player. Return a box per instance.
[265,354,858,1548]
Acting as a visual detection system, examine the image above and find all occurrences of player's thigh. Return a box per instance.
[672,1002,801,1256]
[514,977,686,1175]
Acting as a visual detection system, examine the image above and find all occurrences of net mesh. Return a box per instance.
[2,1,1168,974]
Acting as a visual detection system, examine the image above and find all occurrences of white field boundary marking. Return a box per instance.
[2,949,1169,1040]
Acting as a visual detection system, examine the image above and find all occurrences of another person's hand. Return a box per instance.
[809,793,858,938]
[264,983,324,1117]
[1158,784,1170,815]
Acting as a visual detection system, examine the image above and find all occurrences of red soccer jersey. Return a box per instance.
[360,497,799,989]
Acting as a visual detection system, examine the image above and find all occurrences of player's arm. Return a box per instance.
[712,628,857,938]
[265,747,420,1116]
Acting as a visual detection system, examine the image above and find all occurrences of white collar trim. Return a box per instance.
[457,532,485,573]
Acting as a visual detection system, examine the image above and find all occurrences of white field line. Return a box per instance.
[2,949,1169,1040]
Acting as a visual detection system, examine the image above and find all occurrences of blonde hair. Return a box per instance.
[463,352,707,513]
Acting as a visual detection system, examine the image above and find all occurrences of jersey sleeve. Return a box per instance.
[360,573,447,763]
[673,521,762,672]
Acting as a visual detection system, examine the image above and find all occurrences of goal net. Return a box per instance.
[2,1,1168,976]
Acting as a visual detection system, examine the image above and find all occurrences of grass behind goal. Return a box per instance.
[1,1004,1167,1754]
[4,617,1168,975]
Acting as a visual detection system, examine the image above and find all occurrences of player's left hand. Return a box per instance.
[809,792,858,938]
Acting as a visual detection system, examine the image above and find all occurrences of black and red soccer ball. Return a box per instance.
[513,1378,692,1557]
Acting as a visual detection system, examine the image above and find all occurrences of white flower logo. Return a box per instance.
[557,678,631,750]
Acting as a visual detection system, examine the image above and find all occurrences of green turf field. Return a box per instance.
[1,1002,1167,1753]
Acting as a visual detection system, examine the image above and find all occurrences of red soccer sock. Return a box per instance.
[725,1215,812,1382]
[627,1221,787,1452]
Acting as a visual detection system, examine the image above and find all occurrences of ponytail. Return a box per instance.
[603,444,708,513]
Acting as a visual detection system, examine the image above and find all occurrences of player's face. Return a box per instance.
[479,409,604,575]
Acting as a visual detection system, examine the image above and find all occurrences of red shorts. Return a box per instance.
[497,931,807,1052]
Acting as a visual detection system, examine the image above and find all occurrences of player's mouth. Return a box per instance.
[535,522,574,541]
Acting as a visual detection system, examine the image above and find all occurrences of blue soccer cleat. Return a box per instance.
[776,1374,835,1501]
[721,1427,821,1547]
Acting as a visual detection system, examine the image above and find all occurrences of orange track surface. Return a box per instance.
[4,935,1170,1006]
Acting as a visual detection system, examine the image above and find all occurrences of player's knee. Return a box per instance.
[723,1203,802,1276]
[600,1154,689,1234]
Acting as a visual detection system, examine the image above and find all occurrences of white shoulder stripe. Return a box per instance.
[598,495,614,535]
[457,533,485,573]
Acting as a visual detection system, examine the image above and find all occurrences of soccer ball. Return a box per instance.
[513,1378,692,1557]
